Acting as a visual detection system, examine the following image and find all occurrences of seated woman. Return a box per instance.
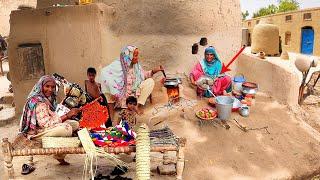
[19,75,80,165]
[100,45,163,118]
[190,46,232,97]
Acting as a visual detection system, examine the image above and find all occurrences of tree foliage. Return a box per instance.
[253,4,278,18]
[251,0,299,18]
[278,0,299,13]
[242,10,249,20]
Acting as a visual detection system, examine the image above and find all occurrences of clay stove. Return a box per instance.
[164,78,181,103]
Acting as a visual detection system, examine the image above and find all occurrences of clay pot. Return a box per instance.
[295,55,312,72]
[251,20,279,55]
[258,51,265,59]
[192,43,199,54]
[280,51,289,60]
[200,37,208,46]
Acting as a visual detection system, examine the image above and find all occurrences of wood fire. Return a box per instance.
[167,87,179,102]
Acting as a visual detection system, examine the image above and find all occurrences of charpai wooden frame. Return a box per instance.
[1,137,186,180]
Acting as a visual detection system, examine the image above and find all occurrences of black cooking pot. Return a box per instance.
[164,78,181,88]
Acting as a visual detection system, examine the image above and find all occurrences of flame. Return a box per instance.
[167,87,179,100]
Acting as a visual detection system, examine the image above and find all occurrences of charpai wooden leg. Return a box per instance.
[176,138,186,180]
[2,138,14,179]
[28,156,34,166]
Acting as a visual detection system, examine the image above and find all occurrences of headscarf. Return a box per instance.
[200,46,222,78]
[100,45,145,106]
[19,75,57,133]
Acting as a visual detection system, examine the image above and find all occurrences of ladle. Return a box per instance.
[161,70,167,78]
[206,86,217,98]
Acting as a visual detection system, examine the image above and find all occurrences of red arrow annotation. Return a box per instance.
[221,45,246,74]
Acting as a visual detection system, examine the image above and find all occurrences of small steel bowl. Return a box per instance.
[239,106,250,117]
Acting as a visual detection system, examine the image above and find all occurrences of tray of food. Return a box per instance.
[195,107,217,120]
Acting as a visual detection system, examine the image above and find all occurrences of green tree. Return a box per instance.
[253,4,278,18]
[252,0,299,18]
[278,0,299,13]
[242,10,249,20]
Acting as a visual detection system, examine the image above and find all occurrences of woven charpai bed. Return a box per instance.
[1,126,186,179]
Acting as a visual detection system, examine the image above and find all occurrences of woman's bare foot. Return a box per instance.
[57,159,70,166]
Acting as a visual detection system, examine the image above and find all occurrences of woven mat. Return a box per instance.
[149,126,178,147]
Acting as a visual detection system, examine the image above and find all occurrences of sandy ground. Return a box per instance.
[1,68,320,180]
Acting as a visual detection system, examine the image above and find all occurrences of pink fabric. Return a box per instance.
[126,68,152,97]
[36,103,62,129]
[190,62,204,81]
[212,76,232,95]
[190,62,232,96]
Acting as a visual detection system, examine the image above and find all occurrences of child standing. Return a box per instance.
[85,67,112,127]
[118,96,138,129]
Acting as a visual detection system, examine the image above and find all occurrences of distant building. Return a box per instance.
[243,7,320,56]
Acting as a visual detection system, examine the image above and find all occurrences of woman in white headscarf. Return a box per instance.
[100,45,163,119]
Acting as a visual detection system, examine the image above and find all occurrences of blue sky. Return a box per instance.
[240,0,320,18]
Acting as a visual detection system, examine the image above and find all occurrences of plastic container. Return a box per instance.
[233,74,246,91]
[215,96,234,120]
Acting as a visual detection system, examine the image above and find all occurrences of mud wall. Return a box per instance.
[236,53,300,105]
[9,4,115,114]
[0,0,37,36]
[9,2,242,114]
[97,0,242,75]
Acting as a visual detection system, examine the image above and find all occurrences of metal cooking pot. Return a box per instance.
[164,78,181,88]
[196,76,214,89]
[164,81,179,88]
[242,88,257,95]
[241,82,258,95]
[64,97,79,108]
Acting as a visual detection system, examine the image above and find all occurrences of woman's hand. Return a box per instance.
[66,108,80,119]
[190,76,197,86]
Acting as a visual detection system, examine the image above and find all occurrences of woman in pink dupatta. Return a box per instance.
[190,46,232,97]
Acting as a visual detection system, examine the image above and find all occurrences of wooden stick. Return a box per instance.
[299,69,310,105]
[153,120,164,126]
[233,119,247,132]
[247,126,270,134]
[80,96,103,111]
[220,120,230,130]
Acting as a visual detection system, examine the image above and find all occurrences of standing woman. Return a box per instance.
[19,75,80,165]
[190,46,232,96]
[100,45,163,120]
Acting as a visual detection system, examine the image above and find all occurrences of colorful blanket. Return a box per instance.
[90,121,136,147]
